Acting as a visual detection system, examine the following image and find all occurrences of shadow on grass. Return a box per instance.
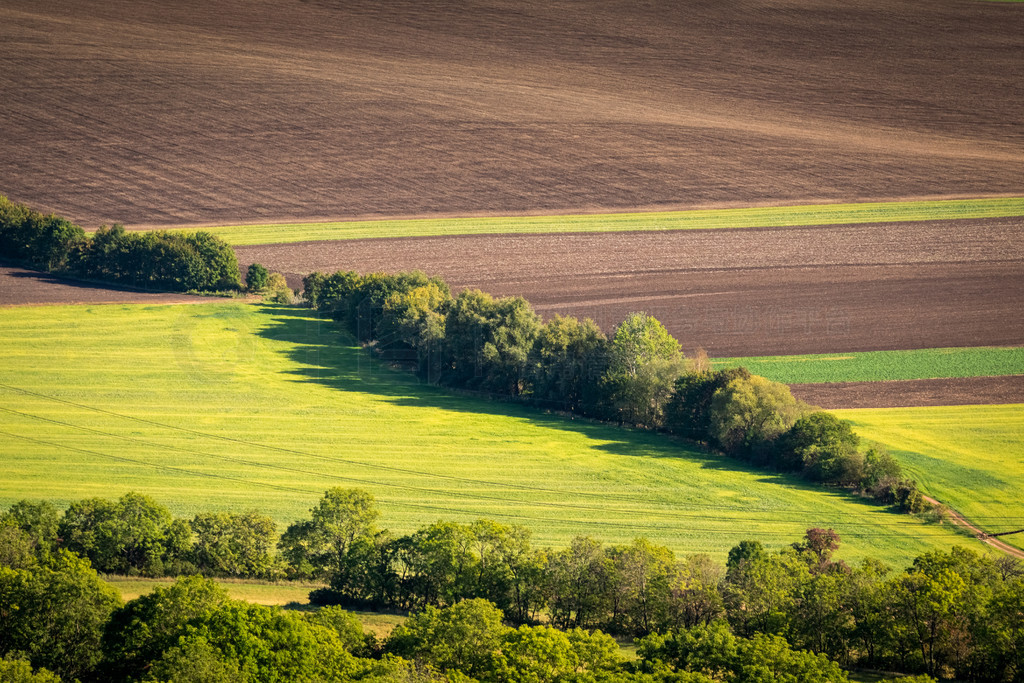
[254,305,908,518]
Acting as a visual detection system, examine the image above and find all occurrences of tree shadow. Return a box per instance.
[254,305,906,516]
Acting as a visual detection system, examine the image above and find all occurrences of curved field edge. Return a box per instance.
[834,404,1024,552]
[167,197,1024,245]
[0,302,976,566]
[712,346,1024,384]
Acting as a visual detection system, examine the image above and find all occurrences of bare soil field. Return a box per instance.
[236,217,1024,357]
[792,376,1024,409]
[1,0,1022,228]
[0,266,217,307]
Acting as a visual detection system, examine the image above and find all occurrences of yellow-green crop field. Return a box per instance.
[177,198,1024,245]
[0,302,989,566]
[836,404,1024,552]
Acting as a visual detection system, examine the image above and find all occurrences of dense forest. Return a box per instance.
[3,492,1022,682]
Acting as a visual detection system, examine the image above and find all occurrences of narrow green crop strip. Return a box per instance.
[168,197,1024,245]
[0,302,976,566]
[711,346,1024,384]
[835,404,1024,552]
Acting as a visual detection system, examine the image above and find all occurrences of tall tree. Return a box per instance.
[601,312,685,427]
[278,488,380,580]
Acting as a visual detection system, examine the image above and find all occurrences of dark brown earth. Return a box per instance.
[235,217,1024,358]
[0,266,218,306]
[1,0,1023,227]
[791,375,1024,409]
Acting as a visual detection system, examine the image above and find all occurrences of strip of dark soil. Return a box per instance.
[0,266,222,307]
[790,376,1024,409]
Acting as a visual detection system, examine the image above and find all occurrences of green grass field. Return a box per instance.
[711,346,1024,384]
[836,405,1024,552]
[170,198,1024,245]
[106,576,321,607]
[0,302,983,566]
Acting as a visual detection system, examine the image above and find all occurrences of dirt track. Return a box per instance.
[236,218,1024,358]
[1,0,1022,227]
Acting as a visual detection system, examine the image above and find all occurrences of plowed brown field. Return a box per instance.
[236,217,1024,357]
[2,0,1022,227]
[791,376,1024,409]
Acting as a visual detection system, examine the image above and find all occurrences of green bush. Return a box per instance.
[246,262,269,291]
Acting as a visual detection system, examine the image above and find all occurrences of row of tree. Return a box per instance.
[6,511,1015,683]
[6,489,1022,680]
[282,489,1024,680]
[1,495,280,579]
[1,553,897,683]
[302,269,924,509]
[0,196,241,292]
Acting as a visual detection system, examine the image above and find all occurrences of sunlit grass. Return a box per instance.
[0,303,980,565]
[836,404,1024,552]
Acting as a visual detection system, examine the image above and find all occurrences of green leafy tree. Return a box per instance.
[709,375,806,459]
[544,537,616,631]
[664,368,752,442]
[610,538,678,636]
[0,525,37,569]
[380,283,452,381]
[441,289,541,395]
[1,500,59,562]
[190,511,278,579]
[278,488,380,580]
[397,521,478,609]
[780,412,863,484]
[0,654,62,683]
[0,551,122,681]
[103,575,230,682]
[176,602,356,682]
[386,599,509,679]
[145,636,244,683]
[58,493,190,575]
[529,315,609,412]
[600,312,684,427]
[724,550,808,637]
[668,554,725,629]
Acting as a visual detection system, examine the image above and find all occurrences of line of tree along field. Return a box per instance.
[301,268,926,513]
[0,196,241,292]
[3,489,1023,682]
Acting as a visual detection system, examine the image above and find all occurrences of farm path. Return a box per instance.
[921,496,1024,561]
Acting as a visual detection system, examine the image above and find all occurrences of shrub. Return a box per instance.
[246,262,270,291]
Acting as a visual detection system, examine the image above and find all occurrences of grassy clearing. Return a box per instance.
[173,198,1024,245]
[711,346,1024,384]
[105,576,320,606]
[104,577,408,635]
[835,404,1024,552]
[0,303,979,566]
